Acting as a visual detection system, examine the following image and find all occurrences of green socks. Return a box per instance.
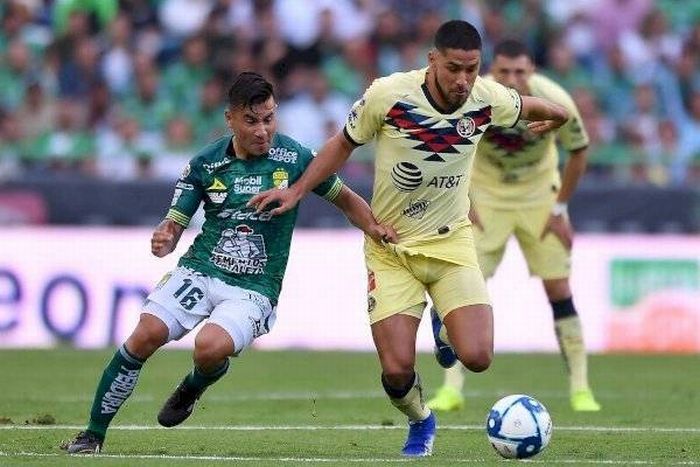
[182,359,230,393]
[87,345,144,440]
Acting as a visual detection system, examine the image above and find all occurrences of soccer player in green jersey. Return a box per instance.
[62,72,395,454]
[249,21,570,457]
[427,39,601,414]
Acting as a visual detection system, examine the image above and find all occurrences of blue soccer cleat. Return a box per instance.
[431,308,457,368]
[402,411,437,457]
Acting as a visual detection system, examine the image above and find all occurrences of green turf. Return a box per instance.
[0,350,698,466]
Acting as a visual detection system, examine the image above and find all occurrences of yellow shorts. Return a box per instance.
[364,230,490,325]
[474,202,571,280]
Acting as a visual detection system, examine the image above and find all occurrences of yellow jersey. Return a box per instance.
[472,73,589,209]
[345,68,522,259]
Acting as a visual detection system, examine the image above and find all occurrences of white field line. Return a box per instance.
[0,451,697,465]
[4,388,670,403]
[1,424,700,433]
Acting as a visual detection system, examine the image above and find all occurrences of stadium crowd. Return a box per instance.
[1,0,700,186]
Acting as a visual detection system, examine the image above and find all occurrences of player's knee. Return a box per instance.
[381,357,415,388]
[125,316,168,359]
[193,335,234,369]
[458,348,493,373]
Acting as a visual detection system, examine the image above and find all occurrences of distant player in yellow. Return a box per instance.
[249,21,570,457]
[427,39,601,413]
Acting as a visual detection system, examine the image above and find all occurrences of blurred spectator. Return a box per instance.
[645,119,678,186]
[618,9,682,81]
[620,83,662,162]
[592,45,635,122]
[162,35,213,111]
[158,0,212,38]
[101,13,134,96]
[57,37,101,99]
[278,68,351,150]
[27,99,95,172]
[544,41,591,92]
[120,56,174,136]
[592,0,652,53]
[669,90,700,185]
[151,117,198,181]
[323,38,374,98]
[191,77,228,145]
[0,112,25,180]
[53,0,118,35]
[95,116,154,180]
[15,81,56,140]
[0,39,36,110]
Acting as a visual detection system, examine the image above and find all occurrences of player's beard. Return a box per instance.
[436,76,468,110]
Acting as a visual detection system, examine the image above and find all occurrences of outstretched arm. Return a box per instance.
[248,132,356,215]
[521,95,570,134]
[331,185,398,244]
[151,219,185,257]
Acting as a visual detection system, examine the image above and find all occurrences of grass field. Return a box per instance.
[0,349,698,466]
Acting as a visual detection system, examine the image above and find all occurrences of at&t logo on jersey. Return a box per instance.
[427,174,464,189]
[391,162,423,192]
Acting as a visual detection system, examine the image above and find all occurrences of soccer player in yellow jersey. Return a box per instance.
[427,39,601,414]
[249,21,570,457]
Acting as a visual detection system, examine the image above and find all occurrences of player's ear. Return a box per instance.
[428,49,437,67]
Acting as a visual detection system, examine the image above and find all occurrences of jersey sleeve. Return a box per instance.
[551,87,590,152]
[483,79,523,128]
[165,160,204,227]
[298,146,344,201]
[343,78,389,146]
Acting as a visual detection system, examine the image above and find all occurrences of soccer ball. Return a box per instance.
[486,394,552,459]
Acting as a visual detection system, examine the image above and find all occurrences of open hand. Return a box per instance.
[540,214,573,250]
[527,120,563,135]
[247,187,302,215]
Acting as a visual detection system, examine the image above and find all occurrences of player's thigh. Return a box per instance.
[515,206,571,279]
[442,303,493,372]
[143,267,213,342]
[365,245,426,325]
[208,285,276,355]
[474,204,514,276]
[428,262,490,321]
[371,311,422,375]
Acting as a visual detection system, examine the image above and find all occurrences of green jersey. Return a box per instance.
[165,134,343,303]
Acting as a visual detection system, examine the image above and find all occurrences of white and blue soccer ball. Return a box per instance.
[486,394,552,459]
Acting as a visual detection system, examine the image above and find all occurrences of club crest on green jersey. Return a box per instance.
[273,168,289,189]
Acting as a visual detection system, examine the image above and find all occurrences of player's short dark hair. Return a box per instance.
[493,39,531,59]
[228,72,275,109]
[434,20,482,52]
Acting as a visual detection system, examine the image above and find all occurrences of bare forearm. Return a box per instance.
[521,96,569,124]
[332,186,376,233]
[558,148,587,202]
[292,132,355,197]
